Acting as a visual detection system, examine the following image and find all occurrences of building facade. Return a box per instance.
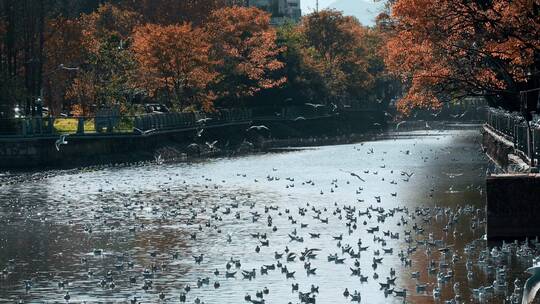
[247,0,301,24]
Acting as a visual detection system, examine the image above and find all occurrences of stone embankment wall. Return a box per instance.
[481,124,516,170]
[0,111,383,169]
[483,123,540,240]
[487,174,540,240]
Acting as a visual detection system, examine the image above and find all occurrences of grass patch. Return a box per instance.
[54,118,96,134]
[54,117,134,134]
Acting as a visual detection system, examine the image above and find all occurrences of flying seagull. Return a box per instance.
[206,140,218,150]
[55,134,68,151]
[305,103,325,109]
[134,128,156,135]
[294,117,306,121]
[396,121,407,130]
[196,128,204,137]
[450,111,468,119]
[246,125,270,132]
[197,118,213,124]
[522,262,540,304]
[431,109,442,117]
[340,169,365,182]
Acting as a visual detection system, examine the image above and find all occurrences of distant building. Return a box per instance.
[247,0,302,24]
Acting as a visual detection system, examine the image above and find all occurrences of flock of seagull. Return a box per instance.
[2,130,540,304]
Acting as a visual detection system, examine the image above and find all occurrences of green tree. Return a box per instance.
[275,10,392,108]
[275,22,327,104]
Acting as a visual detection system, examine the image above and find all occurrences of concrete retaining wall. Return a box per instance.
[487,174,540,240]
[482,124,540,240]
[0,111,381,169]
[0,122,250,169]
[482,124,515,169]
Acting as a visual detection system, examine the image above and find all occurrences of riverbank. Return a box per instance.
[481,124,530,172]
[0,121,483,187]
[0,110,386,170]
[0,116,485,171]
[482,122,540,240]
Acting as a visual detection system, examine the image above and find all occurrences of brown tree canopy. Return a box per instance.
[132,23,217,111]
[384,0,540,115]
[118,0,246,25]
[1,0,397,120]
[205,6,286,103]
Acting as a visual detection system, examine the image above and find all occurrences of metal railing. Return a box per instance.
[0,116,137,137]
[0,103,385,138]
[134,108,253,132]
[485,107,540,163]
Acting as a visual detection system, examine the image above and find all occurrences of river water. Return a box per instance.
[0,127,536,303]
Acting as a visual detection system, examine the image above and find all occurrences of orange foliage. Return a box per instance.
[119,0,244,25]
[132,23,218,111]
[205,6,286,100]
[62,4,141,114]
[385,0,540,114]
[65,71,97,115]
[79,3,141,55]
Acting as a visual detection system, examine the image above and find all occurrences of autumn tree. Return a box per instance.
[43,18,84,115]
[384,0,540,115]
[118,0,246,25]
[285,10,378,106]
[205,6,286,105]
[132,23,217,111]
[66,3,140,115]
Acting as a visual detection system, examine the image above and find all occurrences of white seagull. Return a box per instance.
[134,128,156,135]
[305,103,325,109]
[522,262,540,304]
[55,135,68,151]
[196,118,213,124]
[206,140,218,150]
[246,125,270,132]
[396,121,407,130]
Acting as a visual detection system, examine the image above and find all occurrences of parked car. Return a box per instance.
[144,103,169,114]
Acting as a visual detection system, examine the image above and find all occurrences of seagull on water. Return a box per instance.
[401,171,414,178]
[340,169,365,182]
